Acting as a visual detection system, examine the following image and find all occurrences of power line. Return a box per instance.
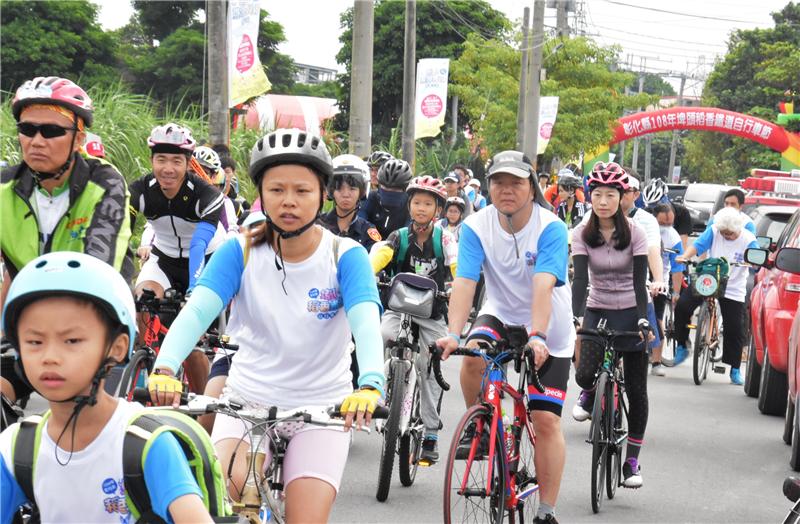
[590,23,727,48]
[598,0,760,24]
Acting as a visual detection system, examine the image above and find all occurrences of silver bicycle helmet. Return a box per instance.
[249,128,333,186]
[378,158,413,189]
[193,146,222,171]
[642,178,668,206]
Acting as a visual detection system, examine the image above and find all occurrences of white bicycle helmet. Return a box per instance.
[193,146,222,172]
[249,128,333,186]
[148,123,196,155]
[331,154,370,199]
[642,179,668,206]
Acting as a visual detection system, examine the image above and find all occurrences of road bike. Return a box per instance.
[577,320,643,513]
[430,325,546,524]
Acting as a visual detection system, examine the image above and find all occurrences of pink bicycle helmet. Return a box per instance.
[406,175,447,205]
[147,123,196,155]
[587,161,630,191]
[13,76,94,126]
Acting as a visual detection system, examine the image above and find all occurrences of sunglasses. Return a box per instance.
[17,122,76,139]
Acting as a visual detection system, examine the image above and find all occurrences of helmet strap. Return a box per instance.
[31,145,77,185]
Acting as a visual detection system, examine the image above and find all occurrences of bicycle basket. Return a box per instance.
[691,257,730,298]
[386,272,438,319]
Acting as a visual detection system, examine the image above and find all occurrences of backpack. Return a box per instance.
[12,408,233,523]
[394,225,444,274]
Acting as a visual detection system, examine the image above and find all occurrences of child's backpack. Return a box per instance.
[393,225,444,274]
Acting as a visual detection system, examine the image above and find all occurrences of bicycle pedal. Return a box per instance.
[713,366,725,374]
[687,324,696,329]
[418,459,433,467]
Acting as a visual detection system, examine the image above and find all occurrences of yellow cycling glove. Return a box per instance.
[340,387,381,416]
[370,244,394,274]
[148,371,183,396]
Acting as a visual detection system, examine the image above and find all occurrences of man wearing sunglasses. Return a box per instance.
[0,76,132,404]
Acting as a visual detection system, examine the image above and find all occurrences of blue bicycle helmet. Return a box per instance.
[2,252,137,357]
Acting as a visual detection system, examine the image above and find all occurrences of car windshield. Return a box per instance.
[759,214,791,240]
[685,185,724,202]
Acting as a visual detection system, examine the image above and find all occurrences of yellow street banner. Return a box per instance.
[228,0,271,108]
[414,59,450,139]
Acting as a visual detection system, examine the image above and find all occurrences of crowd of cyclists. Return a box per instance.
[0,76,761,523]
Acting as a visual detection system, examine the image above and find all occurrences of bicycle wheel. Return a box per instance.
[398,379,422,487]
[511,413,539,524]
[444,404,506,524]
[118,349,154,401]
[661,303,677,367]
[590,372,609,514]
[376,360,407,502]
[606,381,624,500]
[693,305,711,386]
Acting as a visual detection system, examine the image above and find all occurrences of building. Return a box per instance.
[294,63,337,85]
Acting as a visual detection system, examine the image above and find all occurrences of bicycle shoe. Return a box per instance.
[419,436,439,465]
[455,422,490,460]
[674,344,689,366]
[533,514,559,524]
[730,367,744,385]
[622,458,643,488]
[571,390,592,422]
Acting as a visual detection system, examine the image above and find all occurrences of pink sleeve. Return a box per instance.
[631,221,648,256]
[571,224,588,256]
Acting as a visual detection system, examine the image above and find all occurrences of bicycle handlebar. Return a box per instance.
[577,327,644,339]
[135,288,184,314]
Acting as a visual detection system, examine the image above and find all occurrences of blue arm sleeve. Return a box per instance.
[455,223,485,281]
[144,432,204,523]
[534,221,569,286]
[338,245,382,313]
[195,238,244,305]
[693,226,714,255]
[154,286,225,373]
[1,457,27,524]
[188,221,217,288]
[669,240,685,273]
[746,221,756,234]
[347,302,386,395]
[747,239,759,249]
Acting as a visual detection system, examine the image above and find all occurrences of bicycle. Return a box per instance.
[132,389,388,523]
[429,325,546,524]
[656,289,679,367]
[375,274,449,502]
[577,320,644,513]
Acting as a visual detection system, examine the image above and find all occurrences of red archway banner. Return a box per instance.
[612,106,790,153]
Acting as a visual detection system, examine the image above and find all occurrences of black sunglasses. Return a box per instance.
[17,122,76,139]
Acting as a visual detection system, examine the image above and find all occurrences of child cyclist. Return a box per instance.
[147,128,385,522]
[439,195,466,243]
[0,252,212,523]
[370,176,458,464]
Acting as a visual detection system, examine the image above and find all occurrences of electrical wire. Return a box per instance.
[597,0,761,24]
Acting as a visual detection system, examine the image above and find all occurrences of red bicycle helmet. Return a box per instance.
[406,175,447,205]
[587,161,630,191]
[13,77,94,126]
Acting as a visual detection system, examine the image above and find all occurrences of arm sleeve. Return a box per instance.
[188,222,217,288]
[745,220,756,234]
[455,223,485,282]
[154,285,225,373]
[534,221,568,286]
[144,432,204,523]
[347,302,386,395]
[1,456,27,524]
[571,254,589,317]
[339,245,383,313]
[369,230,398,274]
[84,168,131,272]
[633,254,649,320]
[693,226,715,256]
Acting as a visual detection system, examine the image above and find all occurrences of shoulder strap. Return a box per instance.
[395,228,409,268]
[433,225,443,262]
[123,414,168,524]
[13,412,50,508]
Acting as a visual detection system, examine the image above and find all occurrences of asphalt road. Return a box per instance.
[331,357,792,523]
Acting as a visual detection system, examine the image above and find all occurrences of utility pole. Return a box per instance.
[348,0,374,156]
[631,68,644,172]
[208,0,229,145]
[516,7,530,150]
[667,73,686,180]
[451,95,458,146]
[644,134,652,184]
[523,0,545,161]
[556,0,568,37]
[401,0,416,168]
[618,86,629,165]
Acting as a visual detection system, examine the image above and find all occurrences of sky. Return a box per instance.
[94,0,791,97]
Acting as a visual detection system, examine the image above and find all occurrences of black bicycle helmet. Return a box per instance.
[378,158,413,189]
[367,150,393,168]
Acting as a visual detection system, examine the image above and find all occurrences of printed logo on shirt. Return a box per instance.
[101,477,131,523]
[733,251,745,264]
[524,251,537,272]
[307,287,343,320]
[367,227,382,242]
[410,255,438,277]
[69,224,87,239]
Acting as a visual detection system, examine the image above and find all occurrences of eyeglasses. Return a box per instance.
[17,122,76,139]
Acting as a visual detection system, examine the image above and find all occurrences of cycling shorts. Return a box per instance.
[466,314,570,417]
[136,251,190,295]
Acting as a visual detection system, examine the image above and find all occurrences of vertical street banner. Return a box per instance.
[537,96,559,155]
[228,0,271,108]
[414,59,450,139]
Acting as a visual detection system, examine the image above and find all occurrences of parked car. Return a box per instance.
[683,183,734,232]
[745,209,800,416]
[668,183,688,204]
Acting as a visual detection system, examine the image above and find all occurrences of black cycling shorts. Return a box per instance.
[466,314,570,417]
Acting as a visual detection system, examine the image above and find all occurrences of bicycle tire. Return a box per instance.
[511,413,539,523]
[398,381,422,487]
[118,349,154,401]
[606,379,622,500]
[590,372,609,514]
[443,404,506,524]
[661,303,677,367]
[693,305,711,386]
[376,360,407,502]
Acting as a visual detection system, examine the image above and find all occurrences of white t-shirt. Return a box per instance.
[659,225,685,284]
[32,187,70,246]
[693,225,758,302]
[458,205,576,358]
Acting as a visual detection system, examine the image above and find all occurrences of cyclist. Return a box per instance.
[440,196,466,242]
[545,166,585,208]
[649,203,685,376]
[443,170,472,219]
[437,150,574,524]
[366,150,393,191]
[147,128,385,522]
[320,154,382,252]
[571,161,652,489]
[1,76,132,407]
[371,176,458,464]
[554,171,587,228]
[358,158,413,238]
[0,252,212,523]
[467,178,487,211]
[674,207,758,384]
[704,188,756,235]
[193,146,239,237]
[641,178,693,248]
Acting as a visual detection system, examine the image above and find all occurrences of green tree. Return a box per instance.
[0,0,119,92]
[336,0,511,143]
[684,2,800,182]
[132,0,200,42]
[626,73,676,97]
[451,33,654,160]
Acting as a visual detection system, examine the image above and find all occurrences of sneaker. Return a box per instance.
[650,362,666,377]
[622,458,643,488]
[674,344,689,366]
[730,367,744,385]
[533,514,559,524]
[419,437,439,465]
[572,390,592,422]
[455,423,489,460]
